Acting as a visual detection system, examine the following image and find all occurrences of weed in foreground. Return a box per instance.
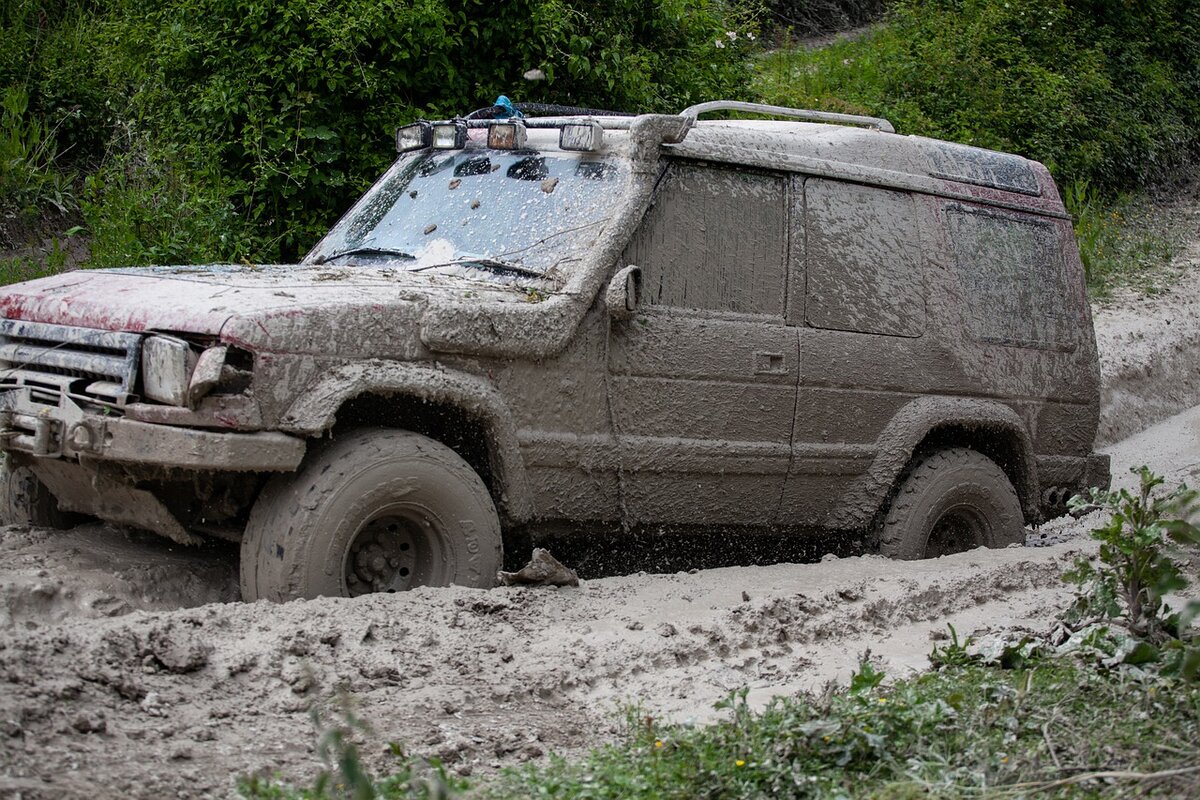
[1063,466,1200,679]
[238,696,464,800]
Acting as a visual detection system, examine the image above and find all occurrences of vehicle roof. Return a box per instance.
[447,102,1067,217]
[662,119,1063,216]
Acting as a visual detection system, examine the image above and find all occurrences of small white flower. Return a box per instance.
[714,39,725,48]
[725,30,738,40]
[747,31,756,41]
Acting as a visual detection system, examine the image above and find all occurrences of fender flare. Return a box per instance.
[278,361,534,523]
[826,396,1039,530]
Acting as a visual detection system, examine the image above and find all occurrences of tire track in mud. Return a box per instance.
[0,544,1083,797]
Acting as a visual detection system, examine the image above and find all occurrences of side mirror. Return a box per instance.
[605,265,642,321]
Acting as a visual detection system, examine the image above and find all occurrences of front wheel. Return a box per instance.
[0,457,74,528]
[879,448,1024,560]
[240,429,503,601]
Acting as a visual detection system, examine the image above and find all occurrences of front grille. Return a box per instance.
[0,319,141,407]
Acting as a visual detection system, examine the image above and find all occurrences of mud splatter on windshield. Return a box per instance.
[306,149,631,282]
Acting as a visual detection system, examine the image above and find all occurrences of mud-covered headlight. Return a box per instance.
[142,335,197,406]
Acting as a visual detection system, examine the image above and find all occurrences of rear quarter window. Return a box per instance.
[945,205,1074,349]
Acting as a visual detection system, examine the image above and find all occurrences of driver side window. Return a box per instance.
[623,161,787,317]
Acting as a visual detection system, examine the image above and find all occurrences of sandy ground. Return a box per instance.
[1,225,1199,798]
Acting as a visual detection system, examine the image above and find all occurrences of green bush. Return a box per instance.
[5,0,754,264]
[754,0,1200,192]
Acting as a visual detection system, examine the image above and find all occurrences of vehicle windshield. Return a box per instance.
[304,148,632,283]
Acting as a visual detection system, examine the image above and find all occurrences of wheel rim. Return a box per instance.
[343,507,447,596]
[926,503,989,557]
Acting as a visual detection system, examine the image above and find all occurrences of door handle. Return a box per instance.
[753,351,787,375]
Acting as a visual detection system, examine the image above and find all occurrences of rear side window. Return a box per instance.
[804,179,925,337]
[945,206,1072,348]
[625,161,787,316]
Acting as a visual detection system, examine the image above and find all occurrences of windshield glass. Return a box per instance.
[305,148,632,283]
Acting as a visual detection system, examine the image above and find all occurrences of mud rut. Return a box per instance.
[2,213,1200,797]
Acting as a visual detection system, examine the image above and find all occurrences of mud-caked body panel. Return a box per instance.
[0,106,1108,566]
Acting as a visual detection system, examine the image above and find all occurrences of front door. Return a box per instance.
[607,160,799,528]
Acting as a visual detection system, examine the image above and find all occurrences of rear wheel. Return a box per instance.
[0,457,73,528]
[240,429,503,601]
[879,448,1024,560]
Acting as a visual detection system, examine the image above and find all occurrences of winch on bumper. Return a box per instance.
[0,388,303,471]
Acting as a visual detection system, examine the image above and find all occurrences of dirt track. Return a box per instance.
[1,228,1199,798]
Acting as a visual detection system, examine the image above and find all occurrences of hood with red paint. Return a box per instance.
[0,264,539,355]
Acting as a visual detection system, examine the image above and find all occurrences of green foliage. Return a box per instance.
[487,659,1200,798]
[1065,467,1200,637]
[0,87,77,219]
[239,700,465,799]
[1063,180,1183,296]
[753,0,1200,193]
[1064,467,1200,679]
[758,0,886,37]
[80,137,269,267]
[5,0,755,265]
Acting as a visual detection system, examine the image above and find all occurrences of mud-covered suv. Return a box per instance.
[0,100,1110,600]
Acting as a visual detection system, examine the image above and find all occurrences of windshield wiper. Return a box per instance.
[412,257,546,280]
[314,246,416,265]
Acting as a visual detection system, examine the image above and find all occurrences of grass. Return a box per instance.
[239,654,1200,800]
[749,25,1193,302]
[1062,181,1191,300]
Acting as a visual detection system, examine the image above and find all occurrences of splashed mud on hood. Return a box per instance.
[0,264,545,351]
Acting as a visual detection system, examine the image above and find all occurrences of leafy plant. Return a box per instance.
[1065,467,1199,637]
[0,87,77,219]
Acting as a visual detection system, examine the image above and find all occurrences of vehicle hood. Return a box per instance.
[0,264,544,355]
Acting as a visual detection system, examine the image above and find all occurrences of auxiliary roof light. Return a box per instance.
[395,122,432,153]
[559,121,603,152]
[487,121,528,150]
[431,121,468,150]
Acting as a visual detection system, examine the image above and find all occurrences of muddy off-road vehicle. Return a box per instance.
[0,100,1109,600]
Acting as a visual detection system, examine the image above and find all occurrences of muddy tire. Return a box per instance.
[0,457,73,528]
[240,429,503,601]
[879,448,1024,560]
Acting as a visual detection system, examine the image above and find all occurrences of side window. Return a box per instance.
[624,161,787,316]
[945,205,1072,348]
[805,178,925,337]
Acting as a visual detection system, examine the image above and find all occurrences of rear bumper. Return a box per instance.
[0,387,305,472]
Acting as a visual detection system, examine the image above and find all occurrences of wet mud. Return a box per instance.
[1,209,1199,797]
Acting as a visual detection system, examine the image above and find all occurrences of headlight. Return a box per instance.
[141,336,197,406]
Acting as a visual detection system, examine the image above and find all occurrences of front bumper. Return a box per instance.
[0,386,305,472]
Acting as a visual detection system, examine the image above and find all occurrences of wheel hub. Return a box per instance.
[346,516,419,595]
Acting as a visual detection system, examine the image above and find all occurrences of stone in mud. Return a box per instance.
[147,625,211,674]
[71,710,106,734]
[497,549,579,587]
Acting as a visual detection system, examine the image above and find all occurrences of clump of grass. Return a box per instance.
[247,650,1200,799]
[1063,182,1187,299]
[0,87,78,221]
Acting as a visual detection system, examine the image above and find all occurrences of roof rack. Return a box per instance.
[680,100,895,134]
